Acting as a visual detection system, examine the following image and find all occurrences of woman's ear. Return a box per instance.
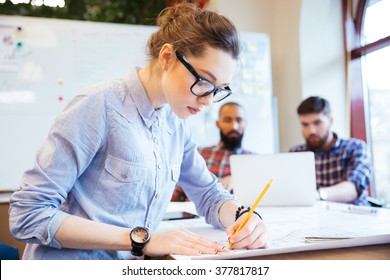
[159,43,175,71]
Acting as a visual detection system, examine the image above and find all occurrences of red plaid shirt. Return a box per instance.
[198,142,253,178]
[171,142,253,201]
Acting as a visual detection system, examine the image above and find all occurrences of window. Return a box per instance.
[363,0,390,44]
[344,0,390,205]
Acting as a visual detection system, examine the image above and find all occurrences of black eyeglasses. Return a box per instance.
[175,51,232,103]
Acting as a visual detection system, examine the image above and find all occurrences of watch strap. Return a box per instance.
[131,242,144,257]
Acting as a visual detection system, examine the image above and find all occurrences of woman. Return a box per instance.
[9,3,268,259]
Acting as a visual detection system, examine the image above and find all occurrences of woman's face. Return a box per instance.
[161,45,237,119]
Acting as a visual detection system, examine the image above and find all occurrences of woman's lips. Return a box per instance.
[188,106,200,115]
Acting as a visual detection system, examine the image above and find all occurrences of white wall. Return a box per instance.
[210,0,347,152]
[269,0,303,152]
[300,0,347,138]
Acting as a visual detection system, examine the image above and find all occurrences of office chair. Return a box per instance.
[0,242,19,260]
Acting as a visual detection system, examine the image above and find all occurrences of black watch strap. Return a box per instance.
[131,242,144,257]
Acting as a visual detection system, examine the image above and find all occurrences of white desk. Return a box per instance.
[159,201,390,260]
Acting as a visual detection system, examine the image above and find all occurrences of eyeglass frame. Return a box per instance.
[175,51,232,103]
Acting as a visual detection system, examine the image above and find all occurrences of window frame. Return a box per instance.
[343,0,390,196]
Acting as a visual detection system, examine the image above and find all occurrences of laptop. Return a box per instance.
[230,152,317,207]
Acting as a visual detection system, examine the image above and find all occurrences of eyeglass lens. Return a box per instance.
[191,82,231,102]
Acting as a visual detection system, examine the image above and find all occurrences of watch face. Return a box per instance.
[131,227,149,243]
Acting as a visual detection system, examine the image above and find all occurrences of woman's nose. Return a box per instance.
[198,93,213,106]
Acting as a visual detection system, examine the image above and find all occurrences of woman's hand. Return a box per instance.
[143,229,225,257]
[226,214,269,249]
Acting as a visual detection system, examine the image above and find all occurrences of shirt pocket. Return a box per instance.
[95,155,148,214]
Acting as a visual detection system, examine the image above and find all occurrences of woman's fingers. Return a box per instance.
[227,214,268,249]
[145,229,224,257]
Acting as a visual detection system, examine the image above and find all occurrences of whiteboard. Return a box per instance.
[0,16,275,188]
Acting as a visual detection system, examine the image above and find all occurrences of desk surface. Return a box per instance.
[165,244,390,260]
[163,202,390,260]
[243,244,390,260]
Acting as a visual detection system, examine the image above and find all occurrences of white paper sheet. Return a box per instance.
[159,201,390,260]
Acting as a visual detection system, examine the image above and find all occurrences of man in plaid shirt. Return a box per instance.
[289,96,372,205]
[172,102,253,201]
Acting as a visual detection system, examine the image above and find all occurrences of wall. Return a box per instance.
[300,0,347,138]
[210,0,347,152]
[270,0,303,152]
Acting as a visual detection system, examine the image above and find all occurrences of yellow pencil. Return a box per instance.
[228,178,273,247]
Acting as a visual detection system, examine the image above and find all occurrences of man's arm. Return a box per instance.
[218,175,233,192]
[317,181,358,203]
[319,139,372,204]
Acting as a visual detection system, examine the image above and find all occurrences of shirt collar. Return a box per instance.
[330,132,341,150]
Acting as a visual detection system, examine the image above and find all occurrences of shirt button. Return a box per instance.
[121,173,128,179]
[158,165,162,169]
[155,194,159,199]
[16,232,22,238]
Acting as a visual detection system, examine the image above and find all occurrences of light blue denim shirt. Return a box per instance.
[9,68,234,259]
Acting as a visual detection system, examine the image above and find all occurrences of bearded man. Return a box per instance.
[289,96,372,205]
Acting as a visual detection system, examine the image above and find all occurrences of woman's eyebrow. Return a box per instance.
[199,68,229,87]
[198,68,217,81]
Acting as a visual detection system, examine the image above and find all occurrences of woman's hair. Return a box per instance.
[147,3,240,60]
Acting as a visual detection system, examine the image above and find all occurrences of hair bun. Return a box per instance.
[156,3,197,27]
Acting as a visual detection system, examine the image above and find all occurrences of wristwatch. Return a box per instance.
[130,226,151,256]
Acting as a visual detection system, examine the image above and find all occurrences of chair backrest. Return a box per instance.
[0,242,19,260]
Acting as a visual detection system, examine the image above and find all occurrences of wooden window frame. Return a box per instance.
[343,0,390,141]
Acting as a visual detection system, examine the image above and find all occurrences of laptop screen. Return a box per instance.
[230,152,317,207]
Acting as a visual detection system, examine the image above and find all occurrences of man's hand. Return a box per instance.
[218,175,233,192]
